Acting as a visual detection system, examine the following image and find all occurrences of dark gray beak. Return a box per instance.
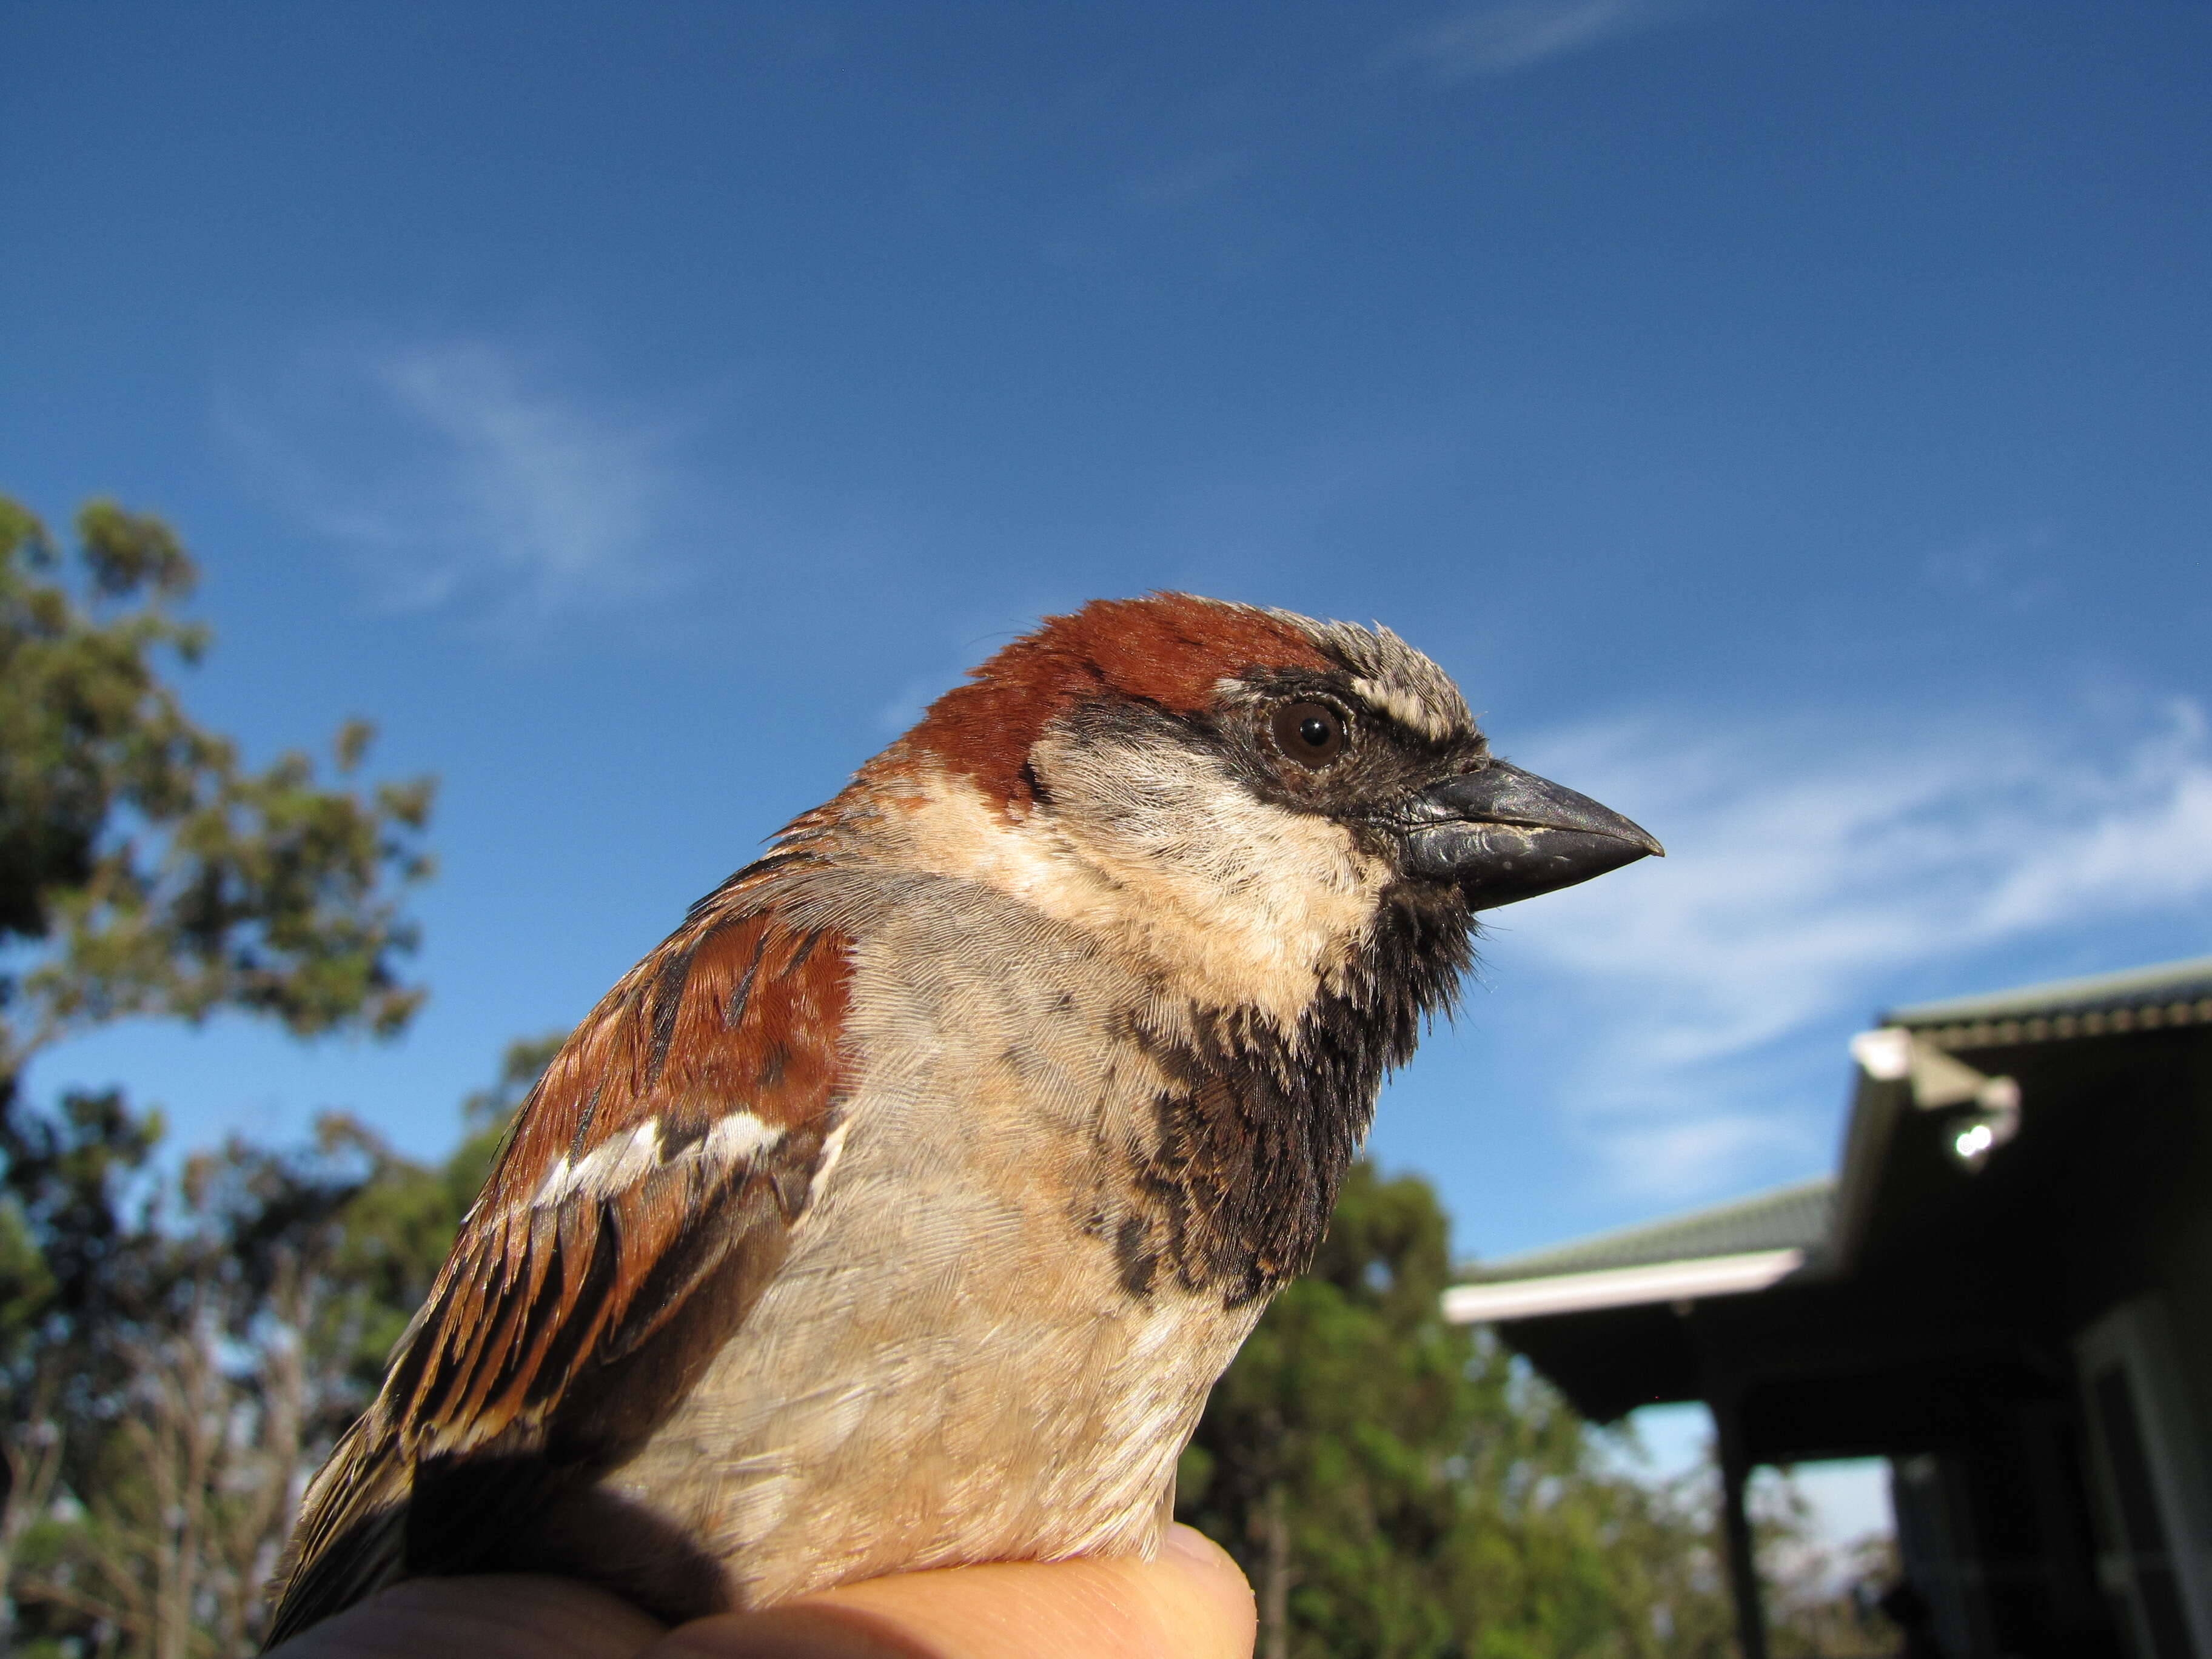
[1398,762,1663,911]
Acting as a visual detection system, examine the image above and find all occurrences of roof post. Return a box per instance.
[1712,1386,1770,1659]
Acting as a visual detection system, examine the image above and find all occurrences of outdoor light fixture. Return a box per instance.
[1849,1028,2021,1173]
[1945,1075,2020,1170]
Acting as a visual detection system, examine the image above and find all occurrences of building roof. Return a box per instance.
[1439,1178,1832,1325]
[1889,952,2212,1051]
[1457,1176,1834,1284]
[1438,957,2209,1341]
[1441,950,2212,1432]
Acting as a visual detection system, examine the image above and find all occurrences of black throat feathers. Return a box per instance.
[1104,880,1476,1308]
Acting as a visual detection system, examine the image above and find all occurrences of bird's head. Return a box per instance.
[838,593,1659,1035]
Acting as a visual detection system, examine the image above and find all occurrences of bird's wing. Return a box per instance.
[266,872,852,1644]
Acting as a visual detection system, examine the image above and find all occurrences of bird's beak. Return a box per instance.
[1398,762,1664,911]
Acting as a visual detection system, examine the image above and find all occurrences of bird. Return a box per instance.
[264,592,1660,1644]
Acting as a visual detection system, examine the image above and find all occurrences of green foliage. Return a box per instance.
[1182,1163,1738,1659]
[0,493,441,1654]
[319,1034,557,1379]
[0,1038,560,1658]
[0,494,434,1076]
[0,1084,167,1433]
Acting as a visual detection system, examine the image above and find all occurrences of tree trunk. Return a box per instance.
[1261,1481,1293,1659]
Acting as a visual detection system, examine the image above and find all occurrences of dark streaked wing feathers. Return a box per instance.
[264,876,851,1646]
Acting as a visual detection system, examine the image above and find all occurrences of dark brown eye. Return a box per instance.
[1272,701,1346,767]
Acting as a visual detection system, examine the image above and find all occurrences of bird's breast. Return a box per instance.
[578,874,1264,1609]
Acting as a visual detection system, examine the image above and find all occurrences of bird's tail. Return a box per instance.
[261,1416,412,1651]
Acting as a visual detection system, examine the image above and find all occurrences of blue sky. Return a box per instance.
[5,2,2210,1289]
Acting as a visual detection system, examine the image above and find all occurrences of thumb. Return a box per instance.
[646,1526,1257,1659]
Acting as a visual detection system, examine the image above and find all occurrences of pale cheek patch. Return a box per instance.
[890,745,1389,1031]
[1060,746,1390,1025]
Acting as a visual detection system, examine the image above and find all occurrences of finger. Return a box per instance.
[645,1526,1256,1659]
[264,1574,666,1659]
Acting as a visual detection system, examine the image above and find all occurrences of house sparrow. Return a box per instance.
[266,594,1659,1644]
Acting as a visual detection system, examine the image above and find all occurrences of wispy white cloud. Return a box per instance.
[1922,523,2059,611]
[223,339,682,626]
[1498,696,2212,1196]
[1122,147,1254,213]
[1381,0,1703,81]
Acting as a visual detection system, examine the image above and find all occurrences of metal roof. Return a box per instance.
[1443,953,2211,1332]
[1457,1176,1834,1285]
[1888,953,2212,1052]
[1442,1248,1809,1324]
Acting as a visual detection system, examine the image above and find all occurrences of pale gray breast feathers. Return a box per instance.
[598,867,1256,1609]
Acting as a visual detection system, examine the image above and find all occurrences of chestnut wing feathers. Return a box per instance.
[265,894,852,1645]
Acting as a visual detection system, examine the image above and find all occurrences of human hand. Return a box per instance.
[265,1524,1256,1659]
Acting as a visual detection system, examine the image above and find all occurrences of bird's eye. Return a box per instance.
[1272,701,1347,767]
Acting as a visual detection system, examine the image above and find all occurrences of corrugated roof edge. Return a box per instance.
[1886,952,2212,1051]
[1447,955,2211,1315]
[1457,1175,1835,1285]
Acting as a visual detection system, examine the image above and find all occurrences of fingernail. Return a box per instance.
[1162,1523,1236,1575]
[1161,1524,1258,1655]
